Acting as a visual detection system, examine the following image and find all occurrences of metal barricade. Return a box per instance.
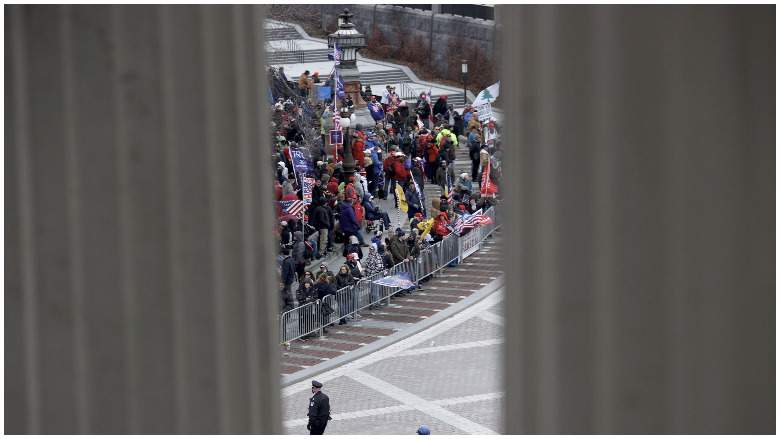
[278,207,503,345]
[332,285,357,320]
[320,294,341,327]
[279,300,322,344]
[354,275,385,310]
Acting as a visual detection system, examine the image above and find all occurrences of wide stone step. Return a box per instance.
[265,28,301,40]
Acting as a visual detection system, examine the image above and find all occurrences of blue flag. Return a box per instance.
[318,85,332,102]
[291,148,312,175]
[335,70,344,98]
[368,102,384,121]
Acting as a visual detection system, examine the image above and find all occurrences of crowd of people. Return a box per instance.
[269,66,502,318]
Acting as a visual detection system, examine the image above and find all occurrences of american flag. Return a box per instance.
[279,199,305,217]
[328,44,343,62]
[473,214,493,226]
[454,209,486,235]
[302,177,315,205]
[445,173,454,206]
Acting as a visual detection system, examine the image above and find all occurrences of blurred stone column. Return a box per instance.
[6,4,280,434]
[499,5,773,434]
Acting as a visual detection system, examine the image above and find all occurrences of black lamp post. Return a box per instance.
[339,109,356,174]
[461,60,468,104]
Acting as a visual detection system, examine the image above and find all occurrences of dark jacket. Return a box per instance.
[388,235,410,264]
[346,260,363,279]
[281,256,296,285]
[335,271,355,289]
[308,391,331,426]
[382,252,395,269]
[415,99,430,119]
[433,97,448,117]
[296,284,315,303]
[292,231,306,264]
[338,201,360,234]
[315,281,336,299]
[342,242,363,260]
[405,187,421,215]
[310,203,331,230]
[406,237,421,258]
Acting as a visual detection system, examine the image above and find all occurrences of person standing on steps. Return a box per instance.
[307,380,331,435]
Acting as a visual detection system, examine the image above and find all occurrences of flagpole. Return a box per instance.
[333,44,339,162]
[289,149,305,234]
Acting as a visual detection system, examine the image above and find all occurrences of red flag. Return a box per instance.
[481,158,498,197]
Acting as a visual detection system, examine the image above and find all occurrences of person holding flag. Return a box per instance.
[414,92,431,129]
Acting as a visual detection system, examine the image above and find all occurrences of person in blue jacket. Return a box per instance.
[338,197,366,246]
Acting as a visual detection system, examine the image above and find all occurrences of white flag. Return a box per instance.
[472,81,500,107]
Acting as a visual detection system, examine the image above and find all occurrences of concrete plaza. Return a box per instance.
[282,287,505,435]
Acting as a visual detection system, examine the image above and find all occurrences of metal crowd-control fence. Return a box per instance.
[320,294,341,327]
[279,208,502,344]
[279,300,322,344]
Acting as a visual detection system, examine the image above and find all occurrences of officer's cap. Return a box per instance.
[311,380,323,388]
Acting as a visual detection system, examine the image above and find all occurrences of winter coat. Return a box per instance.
[346,260,363,279]
[335,271,355,289]
[405,187,422,215]
[338,201,360,234]
[435,128,458,146]
[435,166,447,187]
[381,251,395,269]
[467,117,482,132]
[296,284,316,303]
[352,137,366,167]
[406,238,421,258]
[388,235,410,263]
[310,203,331,230]
[342,242,364,260]
[390,157,410,182]
[281,256,296,285]
[415,99,431,119]
[433,97,448,118]
[292,231,306,264]
[315,281,336,300]
[363,246,385,276]
[426,143,440,164]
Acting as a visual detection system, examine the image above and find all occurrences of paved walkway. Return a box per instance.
[284,235,503,375]
[282,284,505,434]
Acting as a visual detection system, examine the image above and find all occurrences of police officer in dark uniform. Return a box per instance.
[307,380,331,435]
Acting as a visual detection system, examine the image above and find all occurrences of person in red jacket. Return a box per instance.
[390,152,411,184]
[351,131,365,171]
[425,141,440,183]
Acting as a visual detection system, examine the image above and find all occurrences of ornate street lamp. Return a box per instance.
[328,9,366,83]
[328,8,373,173]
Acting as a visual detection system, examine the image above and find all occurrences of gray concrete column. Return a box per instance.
[6,4,280,434]
[499,5,774,434]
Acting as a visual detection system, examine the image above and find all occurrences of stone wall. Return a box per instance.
[321,4,495,78]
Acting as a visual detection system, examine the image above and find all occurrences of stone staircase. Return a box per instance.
[263,19,468,108]
[266,48,331,65]
[421,138,473,211]
[264,24,301,41]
